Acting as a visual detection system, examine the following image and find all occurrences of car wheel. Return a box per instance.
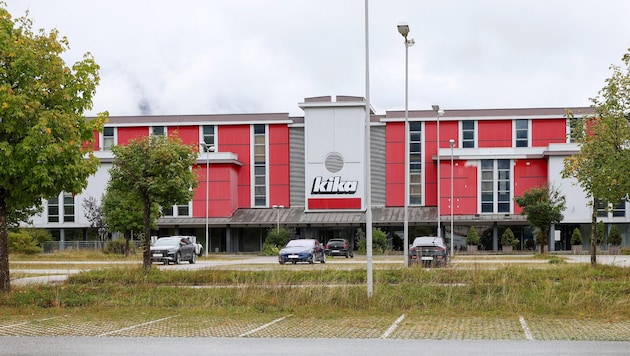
[279,261,285,265]
[190,252,196,264]
[175,252,181,265]
[321,253,326,264]
[292,261,296,264]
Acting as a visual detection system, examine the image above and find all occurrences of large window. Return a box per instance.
[253,124,267,207]
[461,120,475,148]
[151,126,165,136]
[48,197,59,223]
[515,119,529,147]
[409,121,422,205]
[47,193,74,222]
[102,127,115,150]
[63,193,75,222]
[481,159,511,213]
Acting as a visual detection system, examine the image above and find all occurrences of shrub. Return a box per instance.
[104,239,130,255]
[8,231,42,254]
[570,227,582,246]
[608,225,622,246]
[621,247,630,255]
[466,226,479,246]
[357,228,388,254]
[594,221,605,244]
[500,227,518,247]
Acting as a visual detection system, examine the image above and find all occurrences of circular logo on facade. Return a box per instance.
[325,152,344,173]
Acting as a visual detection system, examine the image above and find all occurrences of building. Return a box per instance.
[30,95,629,253]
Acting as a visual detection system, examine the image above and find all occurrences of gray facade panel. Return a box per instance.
[289,127,305,207]
[371,126,386,206]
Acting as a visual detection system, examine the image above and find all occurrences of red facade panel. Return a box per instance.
[269,124,290,206]
[218,125,251,208]
[532,119,566,146]
[478,120,512,147]
[386,122,405,206]
[441,160,478,215]
[513,159,547,214]
[169,125,199,147]
[118,127,149,145]
[308,198,362,209]
[193,163,239,218]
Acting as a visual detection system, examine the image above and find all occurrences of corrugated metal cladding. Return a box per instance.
[289,126,305,206]
[371,125,386,205]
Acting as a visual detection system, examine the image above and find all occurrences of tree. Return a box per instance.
[108,135,198,268]
[608,224,622,247]
[262,227,290,255]
[0,6,106,293]
[570,227,582,246]
[102,184,159,257]
[562,48,630,266]
[501,227,518,248]
[466,226,479,246]
[514,185,566,254]
[82,196,108,244]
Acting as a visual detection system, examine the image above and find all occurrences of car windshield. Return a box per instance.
[412,237,445,248]
[153,238,180,247]
[286,240,314,248]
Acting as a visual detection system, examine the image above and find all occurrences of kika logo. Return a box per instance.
[311,176,358,194]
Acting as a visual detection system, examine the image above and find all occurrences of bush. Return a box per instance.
[8,231,42,254]
[594,221,605,244]
[104,239,132,255]
[466,226,479,246]
[570,227,582,246]
[500,227,518,247]
[608,225,622,246]
[357,228,388,254]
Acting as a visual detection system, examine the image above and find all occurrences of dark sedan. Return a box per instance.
[408,236,449,267]
[150,236,197,265]
[325,238,354,258]
[278,239,326,264]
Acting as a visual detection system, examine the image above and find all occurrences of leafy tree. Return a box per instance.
[102,185,159,257]
[514,185,566,254]
[570,227,582,246]
[0,6,106,292]
[562,49,630,266]
[358,228,388,254]
[108,135,198,268]
[595,221,605,246]
[466,226,479,246]
[608,225,622,246]
[262,227,290,255]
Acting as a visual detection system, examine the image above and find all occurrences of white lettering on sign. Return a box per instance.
[311,176,358,194]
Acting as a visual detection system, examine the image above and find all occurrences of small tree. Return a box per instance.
[570,228,583,246]
[514,185,566,254]
[608,225,622,246]
[466,226,479,246]
[501,227,518,247]
[109,135,198,268]
[595,221,605,246]
[262,227,290,255]
[358,228,388,254]
[82,196,108,244]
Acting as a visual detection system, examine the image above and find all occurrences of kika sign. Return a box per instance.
[311,176,358,195]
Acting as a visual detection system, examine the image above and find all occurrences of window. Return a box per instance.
[461,120,475,148]
[253,124,267,207]
[103,127,115,150]
[481,159,511,213]
[151,126,165,136]
[63,193,75,222]
[613,201,626,217]
[202,125,215,150]
[567,117,582,143]
[48,197,59,222]
[515,119,529,147]
[597,200,608,217]
[409,121,422,205]
[177,204,190,216]
[162,206,174,216]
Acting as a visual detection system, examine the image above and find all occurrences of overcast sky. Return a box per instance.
[8,0,630,117]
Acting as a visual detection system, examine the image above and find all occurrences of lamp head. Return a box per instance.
[397,22,410,38]
[449,139,455,147]
[432,104,440,112]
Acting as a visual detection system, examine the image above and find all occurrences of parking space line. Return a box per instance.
[239,315,292,337]
[519,315,534,340]
[0,321,28,329]
[381,314,405,339]
[97,315,177,337]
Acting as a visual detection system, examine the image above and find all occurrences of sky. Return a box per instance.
[7,0,630,117]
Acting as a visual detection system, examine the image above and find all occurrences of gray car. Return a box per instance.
[150,236,197,265]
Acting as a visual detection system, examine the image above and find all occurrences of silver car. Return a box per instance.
[150,236,197,265]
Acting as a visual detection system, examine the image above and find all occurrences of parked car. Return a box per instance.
[162,235,203,256]
[325,238,354,258]
[150,236,197,265]
[408,236,449,267]
[278,239,326,264]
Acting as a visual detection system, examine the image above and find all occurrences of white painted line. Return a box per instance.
[239,315,291,337]
[0,321,28,329]
[519,315,534,340]
[381,314,405,339]
[97,315,177,337]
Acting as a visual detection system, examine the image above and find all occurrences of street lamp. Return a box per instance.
[449,139,455,258]
[398,22,414,267]
[432,105,445,239]
[272,205,284,232]
[199,142,215,257]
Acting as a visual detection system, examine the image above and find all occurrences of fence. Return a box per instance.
[41,240,142,253]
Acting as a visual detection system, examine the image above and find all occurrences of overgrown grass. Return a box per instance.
[2,264,629,320]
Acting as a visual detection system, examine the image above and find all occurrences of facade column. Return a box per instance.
[549,223,555,252]
[60,229,65,251]
[492,222,498,251]
[226,225,232,253]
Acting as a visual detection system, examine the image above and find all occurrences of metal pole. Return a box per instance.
[200,143,214,257]
[365,0,373,297]
[449,139,455,258]
[433,106,443,239]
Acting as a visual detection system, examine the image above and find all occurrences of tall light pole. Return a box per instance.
[398,22,414,267]
[272,205,284,232]
[199,142,215,257]
[432,105,444,239]
[365,0,373,297]
[449,139,455,258]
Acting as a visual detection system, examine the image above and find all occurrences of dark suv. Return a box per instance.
[325,238,354,258]
[408,236,449,267]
